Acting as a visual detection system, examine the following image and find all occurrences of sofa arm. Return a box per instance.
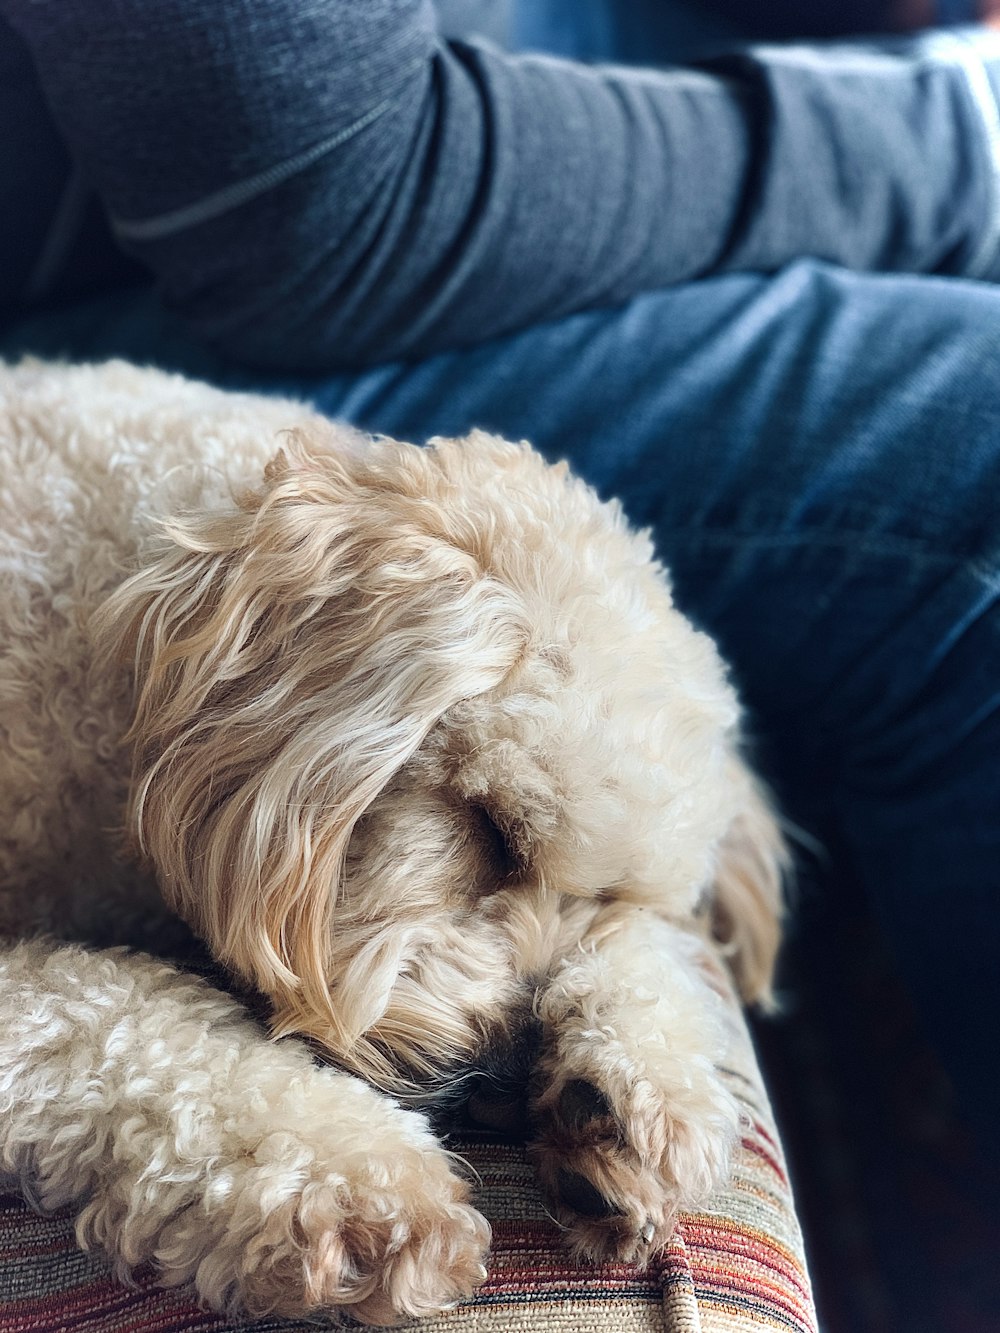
[0,949,815,1333]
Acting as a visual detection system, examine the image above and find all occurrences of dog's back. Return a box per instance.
[0,360,315,942]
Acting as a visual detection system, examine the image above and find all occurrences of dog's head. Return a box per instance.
[98,426,782,1095]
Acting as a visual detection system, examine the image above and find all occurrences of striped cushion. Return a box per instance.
[0,954,816,1333]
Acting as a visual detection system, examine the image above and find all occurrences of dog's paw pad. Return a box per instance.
[555,1167,619,1219]
[532,1068,683,1266]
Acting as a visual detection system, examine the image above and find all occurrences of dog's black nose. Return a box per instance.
[465,1010,543,1131]
[466,1080,527,1131]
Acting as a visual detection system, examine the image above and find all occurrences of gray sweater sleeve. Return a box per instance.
[4,0,1000,369]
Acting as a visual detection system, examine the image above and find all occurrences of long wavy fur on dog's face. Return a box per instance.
[97,426,784,1094]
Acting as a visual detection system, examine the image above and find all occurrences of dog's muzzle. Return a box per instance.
[428,1003,543,1133]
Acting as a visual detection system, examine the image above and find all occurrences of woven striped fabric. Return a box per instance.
[0,954,816,1333]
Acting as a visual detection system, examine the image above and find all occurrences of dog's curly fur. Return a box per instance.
[0,360,785,1325]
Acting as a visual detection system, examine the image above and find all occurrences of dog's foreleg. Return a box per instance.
[0,939,488,1326]
[530,907,740,1263]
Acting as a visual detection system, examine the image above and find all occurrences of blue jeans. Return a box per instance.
[2,5,999,1148]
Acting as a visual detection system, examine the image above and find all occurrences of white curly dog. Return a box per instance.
[0,360,785,1325]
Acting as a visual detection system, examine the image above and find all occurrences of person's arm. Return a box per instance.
[4,0,1000,369]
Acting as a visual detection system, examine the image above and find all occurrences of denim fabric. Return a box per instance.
[1,2,999,1146]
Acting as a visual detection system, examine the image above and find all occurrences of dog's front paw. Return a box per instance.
[529,916,743,1265]
[105,1052,491,1327]
[3,945,488,1327]
[530,1048,739,1265]
[227,1138,489,1326]
[166,1104,491,1328]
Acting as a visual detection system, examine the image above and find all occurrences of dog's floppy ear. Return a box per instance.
[95,429,529,1040]
[710,758,788,1007]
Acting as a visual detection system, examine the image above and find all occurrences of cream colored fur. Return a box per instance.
[0,360,785,1325]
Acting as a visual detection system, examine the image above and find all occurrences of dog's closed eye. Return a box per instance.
[469,804,523,885]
